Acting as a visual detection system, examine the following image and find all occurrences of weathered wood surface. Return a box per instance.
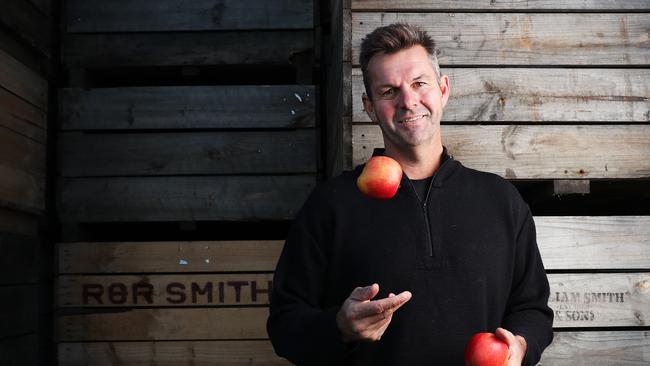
[352,13,650,66]
[352,125,650,179]
[0,49,48,110]
[536,216,650,270]
[58,241,283,274]
[539,331,650,366]
[61,130,317,176]
[60,86,316,130]
[57,307,269,341]
[0,232,39,284]
[54,332,650,366]
[0,109,46,144]
[63,31,313,67]
[0,125,46,212]
[66,0,313,32]
[352,0,650,10]
[54,273,650,341]
[58,175,315,222]
[0,334,39,366]
[28,0,52,16]
[352,68,650,123]
[58,340,289,366]
[0,87,46,130]
[0,0,51,56]
[57,274,274,307]
[547,273,650,328]
[0,285,38,338]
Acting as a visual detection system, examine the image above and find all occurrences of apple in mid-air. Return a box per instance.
[356,156,402,200]
[464,332,510,366]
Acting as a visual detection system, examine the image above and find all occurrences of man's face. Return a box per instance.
[362,45,450,152]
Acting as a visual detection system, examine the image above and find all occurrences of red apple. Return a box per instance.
[356,156,402,200]
[464,332,510,366]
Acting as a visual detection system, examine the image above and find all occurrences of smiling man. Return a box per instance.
[268,23,553,365]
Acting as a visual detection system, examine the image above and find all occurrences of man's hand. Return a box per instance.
[495,327,528,366]
[336,283,412,343]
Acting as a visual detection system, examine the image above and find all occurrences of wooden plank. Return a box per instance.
[352,13,650,66]
[0,87,47,130]
[66,0,313,32]
[57,307,269,341]
[28,0,52,16]
[58,175,315,222]
[0,334,39,366]
[0,285,38,338]
[58,340,289,366]
[60,86,316,130]
[0,232,39,284]
[61,130,317,176]
[0,0,51,56]
[352,125,650,179]
[63,31,313,68]
[540,331,650,366]
[0,109,46,145]
[548,273,650,328]
[58,241,283,274]
[0,49,47,110]
[0,124,46,212]
[538,216,650,270]
[57,274,274,307]
[352,0,650,10]
[352,68,650,123]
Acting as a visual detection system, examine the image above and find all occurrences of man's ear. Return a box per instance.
[439,74,450,109]
[362,93,377,123]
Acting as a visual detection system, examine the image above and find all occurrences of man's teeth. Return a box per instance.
[401,115,425,123]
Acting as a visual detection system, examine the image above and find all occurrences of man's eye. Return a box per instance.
[414,81,427,88]
[381,89,395,97]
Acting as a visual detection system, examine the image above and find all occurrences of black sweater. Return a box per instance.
[267,149,553,365]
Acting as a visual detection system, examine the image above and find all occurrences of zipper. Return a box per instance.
[408,157,452,258]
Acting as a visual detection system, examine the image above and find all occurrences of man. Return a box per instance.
[267,23,553,365]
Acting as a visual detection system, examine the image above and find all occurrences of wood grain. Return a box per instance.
[536,216,650,270]
[57,307,270,341]
[58,175,315,222]
[0,87,46,130]
[352,124,650,179]
[352,13,650,66]
[0,0,51,56]
[548,273,650,328]
[351,0,650,10]
[58,241,283,274]
[61,130,317,176]
[60,86,316,130]
[352,68,650,122]
[57,340,289,366]
[0,49,47,110]
[66,0,313,32]
[57,274,275,307]
[63,31,313,68]
[539,331,650,366]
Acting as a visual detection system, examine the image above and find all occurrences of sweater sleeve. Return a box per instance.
[501,207,554,366]
[267,190,355,365]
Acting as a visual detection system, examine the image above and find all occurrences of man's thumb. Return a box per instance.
[350,283,379,301]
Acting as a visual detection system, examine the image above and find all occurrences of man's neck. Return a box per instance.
[384,143,444,180]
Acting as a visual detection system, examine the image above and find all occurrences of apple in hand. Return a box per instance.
[356,156,403,200]
[464,332,510,366]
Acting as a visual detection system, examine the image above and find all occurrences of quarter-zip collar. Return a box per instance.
[370,146,458,189]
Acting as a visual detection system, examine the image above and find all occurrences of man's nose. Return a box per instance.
[398,87,418,109]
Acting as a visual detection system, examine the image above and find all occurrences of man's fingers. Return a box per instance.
[495,327,516,347]
[354,290,412,319]
[349,283,380,301]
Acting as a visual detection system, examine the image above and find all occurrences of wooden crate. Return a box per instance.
[55,218,650,364]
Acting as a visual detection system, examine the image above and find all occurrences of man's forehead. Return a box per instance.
[367,46,435,85]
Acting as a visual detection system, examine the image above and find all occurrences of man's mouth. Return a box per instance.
[399,115,427,123]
